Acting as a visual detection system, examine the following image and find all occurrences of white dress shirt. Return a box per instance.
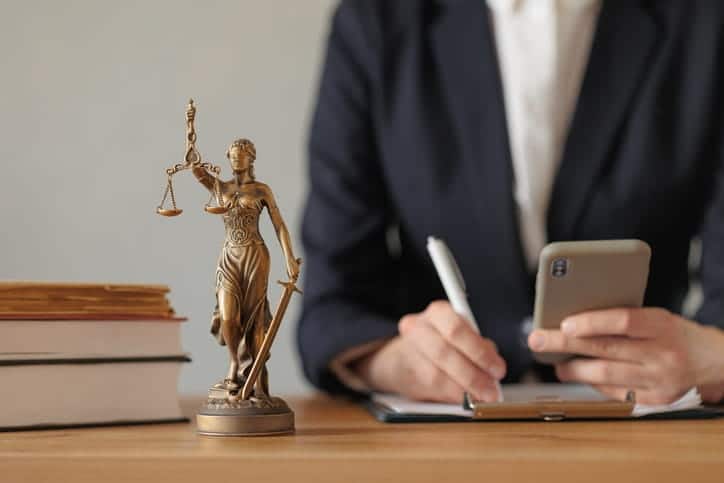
[330,0,602,389]
[489,0,601,270]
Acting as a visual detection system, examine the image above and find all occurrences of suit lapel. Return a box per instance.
[547,1,661,241]
[431,0,532,298]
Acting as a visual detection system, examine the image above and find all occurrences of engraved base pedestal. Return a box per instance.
[197,389,294,436]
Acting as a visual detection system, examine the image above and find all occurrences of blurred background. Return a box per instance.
[0,0,338,395]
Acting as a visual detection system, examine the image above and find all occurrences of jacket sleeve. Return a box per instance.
[694,14,724,329]
[695,24,724,329]
[695,125,724,330]
[296,2,401,394]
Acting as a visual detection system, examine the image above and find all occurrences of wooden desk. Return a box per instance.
[1,395,723,483]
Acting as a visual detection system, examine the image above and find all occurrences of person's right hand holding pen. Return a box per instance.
[427,237,504,402]
[353,300,506,403]
[353,237,506,403]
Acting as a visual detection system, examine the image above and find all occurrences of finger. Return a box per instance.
[591,384,687,405]
[529,329,645,362]
[699,383,724,404]
[561,308,665,339]
[628,387,691,406]
[423,301,506,379]
[402,318,501,402]
[390,338,468,403]
[555,359,650,388]
[589,384,636,402]
[412,363,468,404]
[410,321,501,402]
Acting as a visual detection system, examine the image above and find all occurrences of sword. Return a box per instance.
[239,258,302,401]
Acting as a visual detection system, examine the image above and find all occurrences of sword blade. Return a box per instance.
[240,279,299,400]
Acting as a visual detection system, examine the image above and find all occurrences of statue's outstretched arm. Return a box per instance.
[265,187,300,279]
[191,164,215,192]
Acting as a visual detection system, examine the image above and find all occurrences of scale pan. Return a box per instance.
[157,208,183,217]
[204,205,229,215]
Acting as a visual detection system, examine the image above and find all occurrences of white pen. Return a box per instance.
[426,236,504,403]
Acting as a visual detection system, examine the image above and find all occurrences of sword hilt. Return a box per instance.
[277,279,303,295]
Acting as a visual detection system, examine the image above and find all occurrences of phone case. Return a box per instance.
[532,240,651,364]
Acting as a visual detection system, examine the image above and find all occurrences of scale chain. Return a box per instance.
[168,176,178,210]
[158,178,170,209]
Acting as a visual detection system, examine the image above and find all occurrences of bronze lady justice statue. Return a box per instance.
[157,100,301,435]
[192,138,299,401]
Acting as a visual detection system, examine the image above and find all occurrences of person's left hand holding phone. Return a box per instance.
[528,307,724,404]
[354,301,506,403]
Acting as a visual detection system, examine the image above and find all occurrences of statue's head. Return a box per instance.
[226,138,256,175]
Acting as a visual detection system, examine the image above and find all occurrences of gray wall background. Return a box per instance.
[0,0,338,395]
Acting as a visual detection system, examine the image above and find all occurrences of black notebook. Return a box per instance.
[367,384,724,423]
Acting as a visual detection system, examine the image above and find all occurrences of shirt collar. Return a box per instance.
[486,0,600,14]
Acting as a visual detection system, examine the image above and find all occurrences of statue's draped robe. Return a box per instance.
[210,195,272,396]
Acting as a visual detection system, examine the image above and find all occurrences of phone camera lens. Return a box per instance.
[551,258,568,278]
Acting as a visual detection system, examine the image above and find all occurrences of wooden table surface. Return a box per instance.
[1,395,723,483]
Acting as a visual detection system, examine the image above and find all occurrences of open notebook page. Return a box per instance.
[373,383,702,418]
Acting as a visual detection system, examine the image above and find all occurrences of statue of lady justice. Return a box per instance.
[193,136,300,397]
[157,100,301,435]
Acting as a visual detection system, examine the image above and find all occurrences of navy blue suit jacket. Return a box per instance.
[297,0,724,393]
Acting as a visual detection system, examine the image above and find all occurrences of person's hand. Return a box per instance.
[527,307,724,404]
[353,301,506,403]
[699,382,724,403]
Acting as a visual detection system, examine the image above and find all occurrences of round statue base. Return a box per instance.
[197,396,294,436]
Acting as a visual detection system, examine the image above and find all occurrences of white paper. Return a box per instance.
[631,387,701,417]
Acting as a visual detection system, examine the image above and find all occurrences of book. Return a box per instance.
[369,384,721,422]
[0,355,189,430]
[0,318,184,358]
[0,281,189,430]
[0,281,175,319]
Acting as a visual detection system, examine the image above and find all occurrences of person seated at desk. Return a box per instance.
[297,0,724,405]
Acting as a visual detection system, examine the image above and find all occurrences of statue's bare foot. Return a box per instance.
[248,395,272,407]
[213,378,240,391]
[252,390,271,402]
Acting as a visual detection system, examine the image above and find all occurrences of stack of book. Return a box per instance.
[0,281,188,430]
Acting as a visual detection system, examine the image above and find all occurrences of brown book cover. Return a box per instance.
[0,281,171,295]
[0,281,179,320]
[0,313,186,321]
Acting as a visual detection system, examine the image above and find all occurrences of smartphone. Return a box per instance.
[532,239,651,364]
